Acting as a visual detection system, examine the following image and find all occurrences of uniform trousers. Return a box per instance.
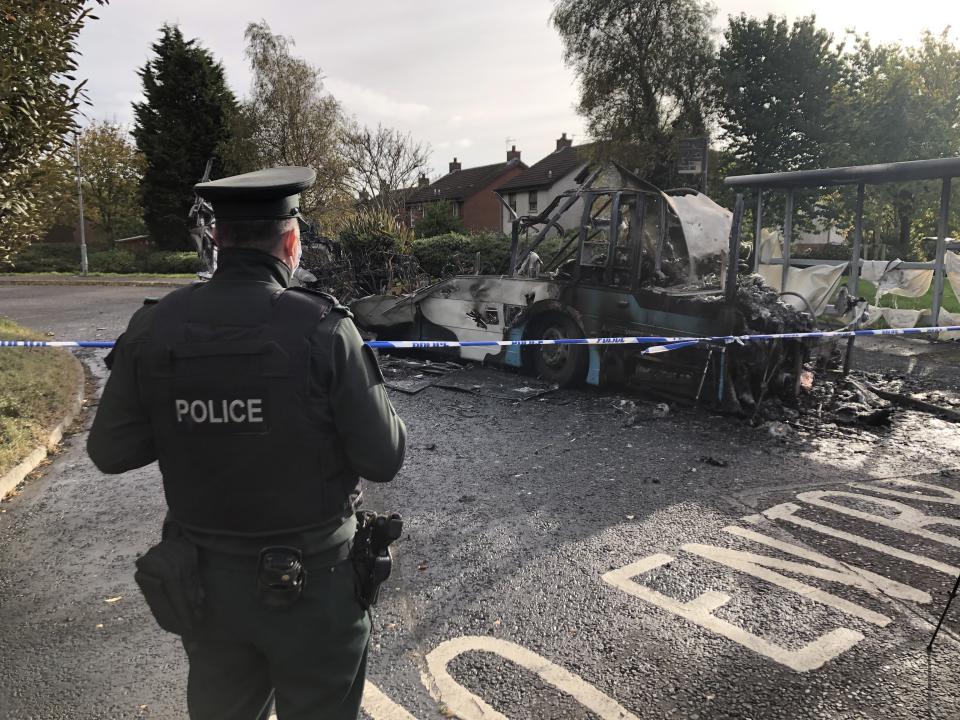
[182,543,371,720]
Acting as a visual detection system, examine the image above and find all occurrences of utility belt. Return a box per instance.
[134,512,402,635]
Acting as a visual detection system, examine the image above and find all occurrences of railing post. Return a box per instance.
[848,184,865,295]
[781,191,794,290]
[726,194,744,305]
[843,184,866,375]
[930,177,952,327]
[753,190,763,272]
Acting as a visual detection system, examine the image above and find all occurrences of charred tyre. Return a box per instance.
[528,313,588,388]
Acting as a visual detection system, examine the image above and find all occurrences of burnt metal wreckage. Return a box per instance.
[350,157,960,413]
[351,166,807,413]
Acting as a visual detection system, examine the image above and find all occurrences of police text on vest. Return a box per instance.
[175,398,264,424]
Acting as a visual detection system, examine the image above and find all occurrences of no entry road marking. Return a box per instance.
[603,476,960,673]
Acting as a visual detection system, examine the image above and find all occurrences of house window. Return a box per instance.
[528,191,538,214]
[509,193,517,211]
[451,202,460,218]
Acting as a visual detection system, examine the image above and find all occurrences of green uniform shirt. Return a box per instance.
[87,248,406,542]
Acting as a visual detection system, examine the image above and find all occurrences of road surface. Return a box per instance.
[1,283,959,719]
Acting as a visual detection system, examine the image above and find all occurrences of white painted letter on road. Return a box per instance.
[422,635,641,720]
[797,491,960,549]
[602,554,863,673]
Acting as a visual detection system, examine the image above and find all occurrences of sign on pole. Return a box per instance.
[677,137,707,174]
[677,136,709,195]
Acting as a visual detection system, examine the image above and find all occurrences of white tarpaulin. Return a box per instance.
[758,262,848,316]
[863,306,925,329]
[664,192,731,262]
[757,229,783,263]
[858,259,933,301]
[936,309,960,340]
[945,251,960,300]
[863,306,960,338]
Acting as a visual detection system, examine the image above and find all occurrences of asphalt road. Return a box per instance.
[2,284,960,720]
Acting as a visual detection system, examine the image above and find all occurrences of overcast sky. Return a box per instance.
[76,0,957,178]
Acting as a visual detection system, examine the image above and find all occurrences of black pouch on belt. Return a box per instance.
[134,524,204,635]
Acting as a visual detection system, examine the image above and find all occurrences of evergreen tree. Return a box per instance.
[133,25,237,249]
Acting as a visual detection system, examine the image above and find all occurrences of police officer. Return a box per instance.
[87,166,406,720]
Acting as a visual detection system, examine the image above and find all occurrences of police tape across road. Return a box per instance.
[2,324,960,355]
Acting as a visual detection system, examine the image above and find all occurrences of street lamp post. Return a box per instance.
[73,132,88,276]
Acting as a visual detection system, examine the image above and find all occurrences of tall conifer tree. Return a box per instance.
[133,25,237,249]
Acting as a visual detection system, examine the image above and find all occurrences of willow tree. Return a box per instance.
[551,0,717,184]
[0,0,106,261]
[243,21,350,230]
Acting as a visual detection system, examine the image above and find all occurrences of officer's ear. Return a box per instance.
[280,222,300,264]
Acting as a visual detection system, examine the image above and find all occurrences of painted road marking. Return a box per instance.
[602,554,864,673]
[423,635,641,720]
[849,478,960,506]
[269,682,417,720]
[797,490,960,549]
[685,543,887,627]
[604,479,960,672]
[759,502,960,576]
[344,479,960,719]
[722,526,930,604]
[362,681,419,720]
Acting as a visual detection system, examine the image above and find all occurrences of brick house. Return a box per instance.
[405,148,527,233]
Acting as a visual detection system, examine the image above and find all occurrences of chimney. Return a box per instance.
[506,145,521,162]
[449,157,461,173]
[556,132,572,151]
[417,173,429,188]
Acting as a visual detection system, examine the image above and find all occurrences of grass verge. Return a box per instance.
[1,272,195,279]
[0,317,80,479]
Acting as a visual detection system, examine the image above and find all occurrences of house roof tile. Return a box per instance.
[495,143,596,192]
[406,159,526,205]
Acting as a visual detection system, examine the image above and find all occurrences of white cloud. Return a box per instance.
[457,138,473,148]
[325,78,430,123]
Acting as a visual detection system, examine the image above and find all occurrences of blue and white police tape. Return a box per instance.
[0,341,116,348]
[2,325,959,353]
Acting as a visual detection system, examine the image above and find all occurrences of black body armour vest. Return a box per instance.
[138,281,358,535]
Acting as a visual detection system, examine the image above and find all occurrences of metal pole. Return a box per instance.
[655,197,667,274]
[701,136,709,197]
[843,183,865,375]
[848,184,865,295]
[781,191,794,291]
[74,132,88,276]
[753,190,764,273]
[930,177,952,327]
[508,220,520,278]
[928,571,960,651]
[725,194,744,305]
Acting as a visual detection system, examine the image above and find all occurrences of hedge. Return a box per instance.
[411,232,574,279]
[2,243,198,274]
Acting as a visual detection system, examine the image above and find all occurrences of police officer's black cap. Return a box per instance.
[194,166,316,221]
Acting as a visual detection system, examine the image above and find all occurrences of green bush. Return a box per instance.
[339,209,413,256]
[411,232,577,279]
[411,232,516,278]
[413,200,463,238]
[87,248,139,273]
[141,251,198,274]
[338,209,416,295]
[2,243,80,272]
[2,243,197,274]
